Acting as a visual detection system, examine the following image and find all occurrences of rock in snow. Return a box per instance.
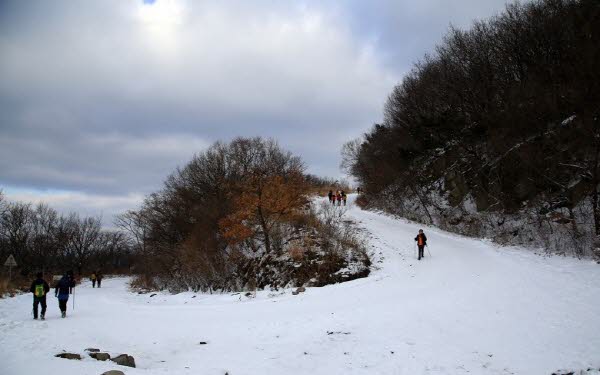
[110,354,136,368]
[89,352,111,361]
[292,286,306,295]
[55,353,82,360]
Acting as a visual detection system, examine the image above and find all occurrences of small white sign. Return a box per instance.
[4,254,17,267]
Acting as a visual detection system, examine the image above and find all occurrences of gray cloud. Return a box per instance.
[3,188,144,229]
[319,0,511,74]
[0,0,511,222]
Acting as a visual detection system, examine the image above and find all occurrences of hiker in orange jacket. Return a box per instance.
[415,229,427,260]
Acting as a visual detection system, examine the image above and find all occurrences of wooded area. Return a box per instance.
[0,191,132,282]
[344,0,600,256]
[120,137,368,292]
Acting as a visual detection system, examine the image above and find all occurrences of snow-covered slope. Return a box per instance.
[1,195,600,375]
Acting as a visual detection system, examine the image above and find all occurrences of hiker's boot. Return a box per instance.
[41,314,45,320]
[61,311,66,318]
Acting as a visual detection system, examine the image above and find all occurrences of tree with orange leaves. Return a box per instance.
[220,155,307,254]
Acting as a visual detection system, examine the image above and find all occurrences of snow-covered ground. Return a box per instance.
[2,195,600,375]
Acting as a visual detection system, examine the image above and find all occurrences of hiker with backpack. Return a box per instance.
[328,190,334,203]
[30,272,50,320]
[91,272,97,288]
[414,229,428,260]
[55,271,75,318]
[341,191,347,206]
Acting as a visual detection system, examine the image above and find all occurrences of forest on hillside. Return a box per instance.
[343,0,600,257]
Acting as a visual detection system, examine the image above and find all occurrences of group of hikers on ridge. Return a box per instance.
[328,190,347,206]
[29,270,103,320]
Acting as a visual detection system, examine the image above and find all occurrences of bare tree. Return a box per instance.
[0,190,5,216]
[340,138,363,176]
[115,210,150,255]
[68,214,102,275]
[29,203,59,274]
[0,202,33,269]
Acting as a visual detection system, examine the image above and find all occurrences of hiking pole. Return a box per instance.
[426,244,432,258]
[72,287,75,311]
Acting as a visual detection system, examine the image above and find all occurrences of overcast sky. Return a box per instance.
[0,0,510,224]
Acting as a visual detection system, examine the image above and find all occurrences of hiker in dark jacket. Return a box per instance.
[328,190,334,204]
[30,272,50,320]
[415,229,428,260]
[96,270,103,288]
[55,271,75,318]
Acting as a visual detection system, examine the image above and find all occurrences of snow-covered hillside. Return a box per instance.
[1,195,599,375]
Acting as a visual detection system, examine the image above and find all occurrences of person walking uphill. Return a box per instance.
[30,272,50,320]
[91,272,97,288]
[328,190,334,204]
[415,229,428,260]
[55,271,75,318]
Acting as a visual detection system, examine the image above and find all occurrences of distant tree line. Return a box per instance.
[344,0,600,256]
[0,191,132,278]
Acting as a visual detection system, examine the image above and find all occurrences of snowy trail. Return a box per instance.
[1,195,600,375]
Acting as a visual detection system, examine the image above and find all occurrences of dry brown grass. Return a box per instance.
[355,194,369,208]
[129,274,158,292]
[0,274,30,298]
[288,246,305,261]
[0,277,10,297]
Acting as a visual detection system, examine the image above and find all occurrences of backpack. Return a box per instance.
[34,283,45,297]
